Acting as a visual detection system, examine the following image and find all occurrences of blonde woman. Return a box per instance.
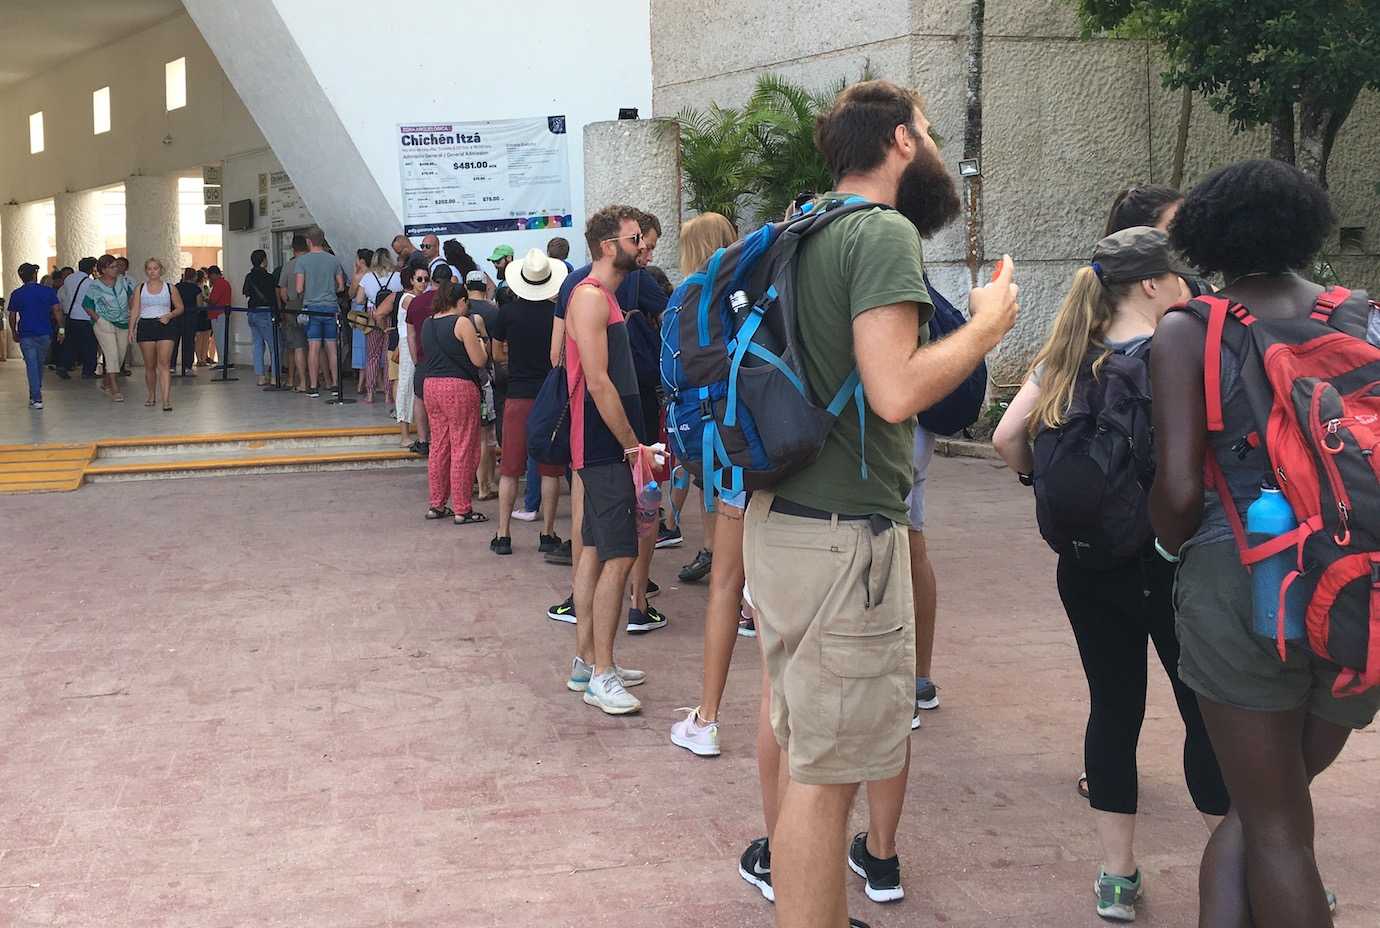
[993,228,1225,922]
[129,258,185,410]
[354,247,399,403]
[667,210,750,758]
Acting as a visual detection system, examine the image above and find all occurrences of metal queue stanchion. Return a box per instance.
[325,300,355,406]
[209,305,238,383]
[263,306,287,391]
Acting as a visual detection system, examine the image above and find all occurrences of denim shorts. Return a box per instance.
[304,306,338,342]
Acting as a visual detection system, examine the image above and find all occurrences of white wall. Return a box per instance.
[187,0,654,267]
[0,12,266,204]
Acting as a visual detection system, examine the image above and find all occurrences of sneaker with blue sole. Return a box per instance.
[566,656,646,692]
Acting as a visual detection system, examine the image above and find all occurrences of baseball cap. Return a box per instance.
[1091,226,1192,284]
[465,270,488,286]
[487,244,514,262]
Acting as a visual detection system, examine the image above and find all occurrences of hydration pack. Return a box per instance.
[659,197,878,505]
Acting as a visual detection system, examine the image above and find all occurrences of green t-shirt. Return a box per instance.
[773,198,933,524]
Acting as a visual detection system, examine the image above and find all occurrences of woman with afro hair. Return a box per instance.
[1151,158,1377,927]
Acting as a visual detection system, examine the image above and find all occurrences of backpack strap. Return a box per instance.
[1310,285,1352,321]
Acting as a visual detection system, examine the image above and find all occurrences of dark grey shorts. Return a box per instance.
[578,461,638,561]
[1175,539,1380,730]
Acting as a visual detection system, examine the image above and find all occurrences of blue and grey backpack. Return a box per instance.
[660,196,881,507]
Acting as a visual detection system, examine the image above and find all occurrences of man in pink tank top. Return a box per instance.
[564,205,659,715]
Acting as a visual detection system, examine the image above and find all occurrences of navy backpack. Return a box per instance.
[660,196,879,506]
[917,273,988,436]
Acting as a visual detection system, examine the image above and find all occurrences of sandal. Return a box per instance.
[112,393,125,403]
[454,511,489,525]
[162,405,173,412]
[425,506,454,521]
[1077,772,1090,800]
[144,398,156,407]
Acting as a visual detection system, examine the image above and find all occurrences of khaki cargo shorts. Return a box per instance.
[744,492,915,785]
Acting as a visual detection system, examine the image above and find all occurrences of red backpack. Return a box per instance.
[1178,286,1380,695]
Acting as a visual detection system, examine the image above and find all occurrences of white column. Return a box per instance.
[583,119,682,280]
[54,190,105,269]
[123,175,181,278]
[0,201,51,292]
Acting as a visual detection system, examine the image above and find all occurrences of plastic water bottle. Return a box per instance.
[1247,482,1307,641]
[636,479,662,538]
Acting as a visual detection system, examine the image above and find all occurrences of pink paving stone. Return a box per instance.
[2,458,1379,926]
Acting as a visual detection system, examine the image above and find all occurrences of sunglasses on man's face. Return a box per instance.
[602,232,643,246]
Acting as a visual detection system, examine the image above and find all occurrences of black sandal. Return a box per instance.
[453,511,489,525]
[425,506,454,520]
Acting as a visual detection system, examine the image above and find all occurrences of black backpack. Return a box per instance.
[1031,341,1155,569]
[917,272,987,436]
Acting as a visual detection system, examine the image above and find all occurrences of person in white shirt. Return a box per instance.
[55,257,98,378]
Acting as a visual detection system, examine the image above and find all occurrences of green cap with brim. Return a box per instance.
[488,245,514,262]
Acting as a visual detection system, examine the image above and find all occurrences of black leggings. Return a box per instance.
[1057,554,1230,816]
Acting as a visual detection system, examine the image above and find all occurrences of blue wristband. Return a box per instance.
[1154,538,1181,563]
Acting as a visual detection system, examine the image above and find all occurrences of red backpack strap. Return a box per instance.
[1193,295,1236,432]
[1310,286,1352,321]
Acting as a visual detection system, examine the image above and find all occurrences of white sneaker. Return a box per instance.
[567,656,646,692]
[511,509,539,522]
[583,670,642,715]
[670,707,721,757]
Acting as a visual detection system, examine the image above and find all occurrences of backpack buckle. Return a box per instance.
[1371,562,1380,588]
[699,399,714,421]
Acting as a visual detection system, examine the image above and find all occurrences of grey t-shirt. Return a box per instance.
[278,258,303,312]
[294,251,343,306]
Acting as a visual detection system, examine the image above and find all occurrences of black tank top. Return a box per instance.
[420,314,483,384]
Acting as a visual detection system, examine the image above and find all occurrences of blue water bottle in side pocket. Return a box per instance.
[1246,480,1307,641]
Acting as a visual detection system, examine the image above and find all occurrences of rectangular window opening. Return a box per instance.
[93,87,111,135]
[165,58,186,111]
[29,111,43,153]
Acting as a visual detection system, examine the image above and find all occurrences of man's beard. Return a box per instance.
[613,245,639,272]
[896,146,962,238]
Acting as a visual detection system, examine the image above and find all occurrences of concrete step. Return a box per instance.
[83,427,423,483]
[92,426,406,460]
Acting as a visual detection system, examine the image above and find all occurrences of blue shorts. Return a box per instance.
[304,306,338,341]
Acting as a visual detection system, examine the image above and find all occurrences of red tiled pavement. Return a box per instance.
[2,457,1377,927]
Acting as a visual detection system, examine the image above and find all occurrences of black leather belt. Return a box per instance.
[770,497,893,536]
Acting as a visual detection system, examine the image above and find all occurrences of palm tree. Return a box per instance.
[676,104,756,227]
[745,74,842,222]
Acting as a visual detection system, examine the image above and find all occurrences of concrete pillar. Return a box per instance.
[1,201,50,292]
[54,190,105,269]
[123,175,182,280]
[583,119,682,280]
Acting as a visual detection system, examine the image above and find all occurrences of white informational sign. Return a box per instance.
[397,115,572,237]
[268,170,311,231]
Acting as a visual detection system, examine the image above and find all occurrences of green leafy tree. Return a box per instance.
[743,74,844,222]
[1075,0,1380,187]
[676,104,757,228]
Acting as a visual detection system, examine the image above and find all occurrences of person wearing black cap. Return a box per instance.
[993,226,1228,924]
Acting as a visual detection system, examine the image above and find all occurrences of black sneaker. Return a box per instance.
[546,594,576,624]
[678,548,713,583]
[55,368,71,380]
[544,539,573,566]
[738,837,774,903]
[626,605,667,634]
[306,387,321,397]
[538,533,562,554]
[847,832,903,903]
[656,522,683,549]
[645,578,660,599]
[916,680,941,711]
[418,441,430,457]
[490,535,513,556]
[408,440,425,455]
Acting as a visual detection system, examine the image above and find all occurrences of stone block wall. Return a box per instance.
[650,0,1380,384]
